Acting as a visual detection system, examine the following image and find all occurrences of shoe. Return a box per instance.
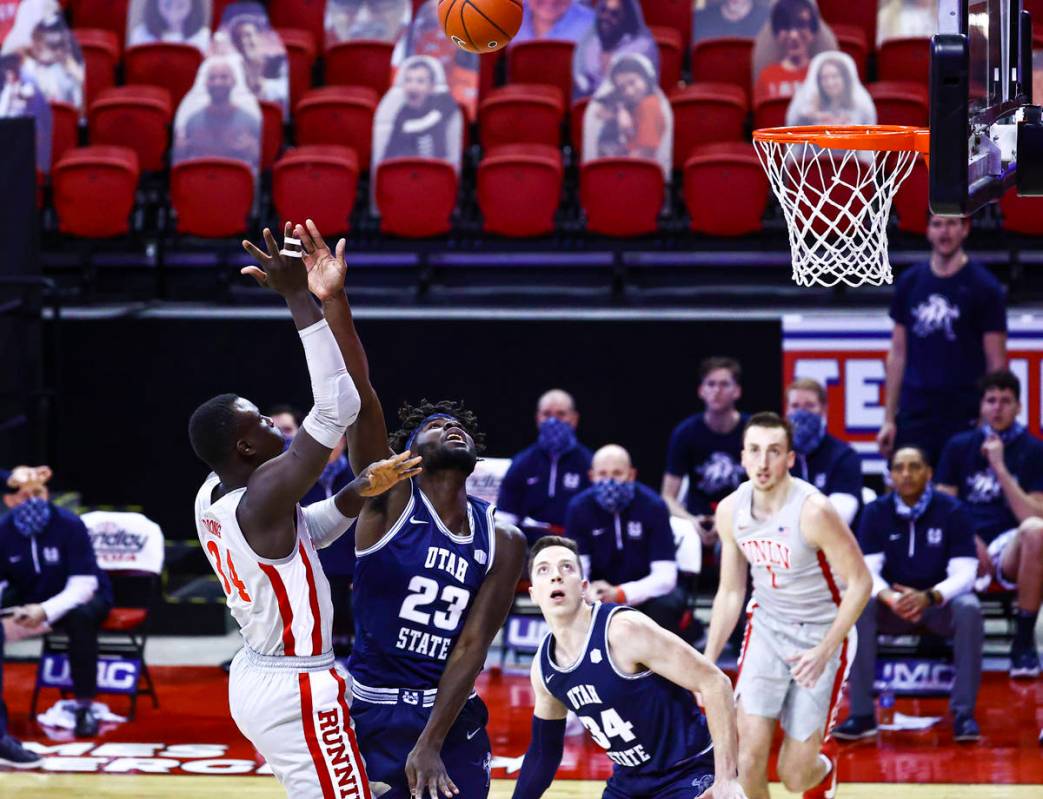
[833,714,878,740]
[74,705,100,738]
[1009,646,1041,679]
[802,746,837,799]
[0,735,41,768]
[953,714,981,742]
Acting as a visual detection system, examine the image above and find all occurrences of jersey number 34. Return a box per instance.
[206,540,252,603]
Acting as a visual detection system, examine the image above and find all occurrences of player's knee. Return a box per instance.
[1018,519,1043,551]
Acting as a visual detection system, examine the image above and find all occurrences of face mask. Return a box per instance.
[788,409,826,455]
[537,417,577,457]
[982,421,1025,445]
[592,479,635,514]
[12,496,51,537]
[894,482,933,521]
[282,434,293,452]
[320,454,349,488]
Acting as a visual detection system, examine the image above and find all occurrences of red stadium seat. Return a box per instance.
[507,39,574,108]
[691,37,754,94]
[50,101,80,169]
[831,23,868,82]
[276,27,317,109]
[816,0,877,52]
[670,83,747,166]
[684,142,768,236]
[295,86,379,169]
[324,40,395,95]
[580,158,664,236]
[260,100,284,172]
[650,26,683,93]
[73,28,119,109]
[273,146,359,234]
[640,0,692,52]
[89,86,173,172]
[270,0,327,50]
[478,144,563,237]
[68,0,129,48]
[170,157,255,237]
[124,43,203,108]
[752,94,790,131]
[893,156,929,235]
[375,157,458,237]
[479,49,503,110]
[877,37,931,87]
[1000,187,1043,235]
[869,81,930,127]
[479,84,564,149]
[53,146,140,237]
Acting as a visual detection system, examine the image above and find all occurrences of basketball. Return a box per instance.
[438,0,523,54]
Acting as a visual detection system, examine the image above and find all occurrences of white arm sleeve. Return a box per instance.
[863,552,891,598]
[41,575,98,623]
[299,319,362,448]
[934,557,979,604]
[620,561,678,606]
[828,492,859,526]
[302,496,357,550]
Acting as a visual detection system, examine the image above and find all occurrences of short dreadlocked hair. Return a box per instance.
[388,399,486,454]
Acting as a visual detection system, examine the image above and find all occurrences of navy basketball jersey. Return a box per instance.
[538,603,712,785]
[349,479,495,689]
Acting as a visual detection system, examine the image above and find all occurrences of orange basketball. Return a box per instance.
[438,0,523,54]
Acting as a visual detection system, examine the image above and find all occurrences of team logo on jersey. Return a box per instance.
[474,549,487,565]
[691,774,715,794]
[563,473,581,490]
[402,691,419,706]
[696,453,743,495]
[911,293,960,340]
[965,470,1002,504]
[43,546,60,564]
[927,528,943,546]
[627,521,643,538]
[592,528,606,537]
[590,649,603,664]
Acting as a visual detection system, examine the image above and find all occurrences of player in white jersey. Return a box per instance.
[189,224,420,799]
[704,413,872,799]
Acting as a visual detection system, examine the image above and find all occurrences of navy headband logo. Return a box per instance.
[405,413,458,451]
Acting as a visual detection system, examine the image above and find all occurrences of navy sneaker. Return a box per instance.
[832,714,878,740]
[1010,646,1041,679]
[0,735,41,768]
[74,705,99,738]
[953,714,981,742]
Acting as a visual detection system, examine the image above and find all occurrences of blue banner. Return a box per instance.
[38,654,142,695]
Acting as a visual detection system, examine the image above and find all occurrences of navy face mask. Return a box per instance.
[592,479,636,514]
[12,496,51,537]
[537,417,577,457]
[788,409,827,456]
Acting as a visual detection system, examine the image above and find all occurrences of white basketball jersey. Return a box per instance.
[732,476,841,624]
[194,472,334,657]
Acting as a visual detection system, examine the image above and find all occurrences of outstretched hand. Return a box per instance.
[295,218,348,302]
[356,451,423,497]
[241,224,309,297]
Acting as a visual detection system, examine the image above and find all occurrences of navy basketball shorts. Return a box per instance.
[602,749,715,799]
[350,693,491,798]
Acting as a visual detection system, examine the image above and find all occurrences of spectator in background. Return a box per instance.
[382,56,459,160]
[566,444,683,632]
[128,0,212,51]
[877,215,1007,465]
[1033,49,1042,108]
[752,0,835,103]
[0,52,52,173]
[513,0,594,43]
[785,377,863,526]
[218,2,289,114]
[936,369,1043,678]
[268,403,302,441]
[325,0,410,47]
[20,12,84,111]
[497,389,593,546]
[573,0,659,99]
[661,357,747,546]
[692,0,771,44]
[837,446,982,742]
[785,50,875,127]
[397,0,478,118]
[0,466,113,741]
[877,0,937,47]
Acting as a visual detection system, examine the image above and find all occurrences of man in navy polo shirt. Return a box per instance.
[936,369,1043,678]
[661,357,748,546]
[566,444,683,632]
[877,215,1007,465]
[0,466,113,745]
[786,377,863,526]
[498,389,593,546]
[836,446,983,742]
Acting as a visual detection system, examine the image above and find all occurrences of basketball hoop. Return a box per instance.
[753,125,930,288]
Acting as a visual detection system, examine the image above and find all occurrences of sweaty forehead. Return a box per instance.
[744,426,787,447]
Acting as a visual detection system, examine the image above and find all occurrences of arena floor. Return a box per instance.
[2,661,1040,797]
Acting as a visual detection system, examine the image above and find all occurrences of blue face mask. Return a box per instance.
[320,453,349,488]
[537,418,577,458]
[592,479,636,514]
[982,421,1025,445]
[282,434,293,452]
[12,496,51,537]
[788,409,827,455]
[894,482,933,521]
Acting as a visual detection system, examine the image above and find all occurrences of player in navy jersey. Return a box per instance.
[512,536,744,799]
[290,221,527,799]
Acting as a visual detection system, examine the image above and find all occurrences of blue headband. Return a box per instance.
[405,413,457,451]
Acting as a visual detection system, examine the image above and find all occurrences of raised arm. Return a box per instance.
[405,523,527,798]
[703,494,748,664]
[511,657,568,799]
[878,323,906,458]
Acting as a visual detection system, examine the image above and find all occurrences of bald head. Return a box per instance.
[590,444,635,483]
[536,388,579,429]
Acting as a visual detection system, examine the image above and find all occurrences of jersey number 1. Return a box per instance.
[206,540,252,602]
